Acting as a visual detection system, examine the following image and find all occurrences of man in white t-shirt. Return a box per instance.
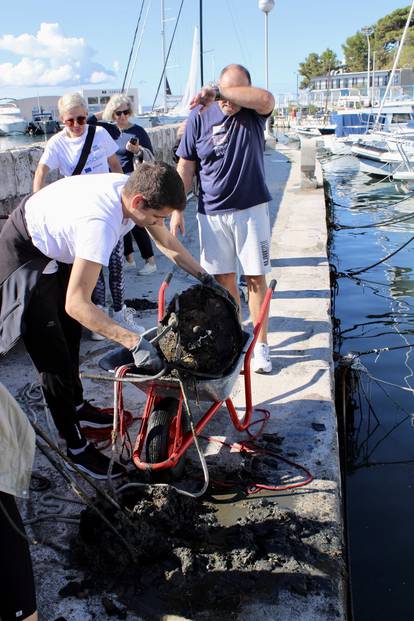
[0,162,211,480]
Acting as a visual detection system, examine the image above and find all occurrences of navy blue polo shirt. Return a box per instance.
[176,103,272,214]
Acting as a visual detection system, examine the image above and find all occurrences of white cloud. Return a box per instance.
[0,23,116,87]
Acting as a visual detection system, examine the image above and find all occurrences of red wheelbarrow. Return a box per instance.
[95,274,276,481]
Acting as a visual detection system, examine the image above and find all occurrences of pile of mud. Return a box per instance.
[74,483,341,619]
[158,285,243,377]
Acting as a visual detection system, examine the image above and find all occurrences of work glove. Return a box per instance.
[130,337,163,373]
[197,272,239,311]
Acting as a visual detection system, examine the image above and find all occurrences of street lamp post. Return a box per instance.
[258,0,275,138]
[258,0,275,91]
[362,26,374,106]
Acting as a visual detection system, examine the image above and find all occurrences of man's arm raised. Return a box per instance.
[219,84,275,116]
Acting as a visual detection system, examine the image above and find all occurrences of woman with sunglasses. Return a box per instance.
[32,92,144,338]
[97,93,157,276]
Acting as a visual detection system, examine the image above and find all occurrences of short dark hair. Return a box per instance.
[124,161,186,211]
[220,64,251,85]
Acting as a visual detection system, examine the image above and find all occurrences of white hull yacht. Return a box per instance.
[0,99,28,135]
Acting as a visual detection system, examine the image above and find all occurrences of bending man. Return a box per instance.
[0,163,209,479]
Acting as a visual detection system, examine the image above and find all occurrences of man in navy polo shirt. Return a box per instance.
[172,64,275,373]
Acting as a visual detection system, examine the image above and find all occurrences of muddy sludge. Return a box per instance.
[158,284,243,376]
[72,472,341,620]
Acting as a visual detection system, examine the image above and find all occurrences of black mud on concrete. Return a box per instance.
[125,298,158,311]
[73,478,342,621]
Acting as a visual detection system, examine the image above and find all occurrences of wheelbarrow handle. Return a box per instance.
[158,272,174,321]
[163,272,173,285]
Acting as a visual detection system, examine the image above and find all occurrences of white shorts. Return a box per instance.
[197,203,271,276]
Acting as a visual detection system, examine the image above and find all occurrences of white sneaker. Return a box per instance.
[137,261,157,276]
[252,342,272,374]
[112,305,145,334]
[90,305,107,341]
[124,259,137,270]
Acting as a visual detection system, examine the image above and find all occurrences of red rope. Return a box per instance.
[200,410,314,494]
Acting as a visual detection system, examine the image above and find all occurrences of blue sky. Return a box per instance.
[0,0,408,106]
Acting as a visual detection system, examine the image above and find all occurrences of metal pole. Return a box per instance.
[199,0,204,86]
[375,0,414,128]
[161,0,167,112]
[367,34,371,106]
[372,51,376,105]
[264,12,269,90]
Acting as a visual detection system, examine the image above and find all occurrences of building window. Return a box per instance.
[100,96,110,104]
[88,97,98,104]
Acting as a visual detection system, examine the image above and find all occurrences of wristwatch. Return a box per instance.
[209,82,221,101]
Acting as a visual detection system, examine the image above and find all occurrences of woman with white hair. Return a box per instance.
[32,92,144,337]
[93,93,157,275]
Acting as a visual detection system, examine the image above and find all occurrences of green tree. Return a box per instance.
[374,6,414,68]
[342,31,369,71]
[298,49,339,88]
[320,48,340,73]
[298,52,321,88]
[300,5,414,86]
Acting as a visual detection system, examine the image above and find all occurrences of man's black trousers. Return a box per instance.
[22,265,86,449]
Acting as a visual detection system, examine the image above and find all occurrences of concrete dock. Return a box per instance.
[0,133,345,620]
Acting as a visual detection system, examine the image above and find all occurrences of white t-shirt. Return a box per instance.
[39,125,118,176]
[25,174,135,267]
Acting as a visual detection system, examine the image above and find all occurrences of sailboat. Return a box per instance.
[164,26,200,118]
[350,0,414,177]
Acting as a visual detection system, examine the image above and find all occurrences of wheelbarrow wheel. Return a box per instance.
[145,398,187,481]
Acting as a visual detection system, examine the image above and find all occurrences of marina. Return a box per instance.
[0,129,344,620]
[2,1,414,620]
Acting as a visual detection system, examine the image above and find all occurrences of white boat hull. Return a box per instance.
[0,119,27,135]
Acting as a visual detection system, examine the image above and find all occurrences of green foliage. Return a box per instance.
[375,6,414,68]
[300,5,414,86]
[299,49,339,88]
[342,31,369,72]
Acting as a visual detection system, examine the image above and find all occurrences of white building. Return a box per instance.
[80,88,140,114]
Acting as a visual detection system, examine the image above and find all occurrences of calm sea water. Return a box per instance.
[322,145,414,621]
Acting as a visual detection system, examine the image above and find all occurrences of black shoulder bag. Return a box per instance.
[71,124,96,176]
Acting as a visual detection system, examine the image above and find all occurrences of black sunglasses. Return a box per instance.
[63,116,87,127]
[115,109,130,117]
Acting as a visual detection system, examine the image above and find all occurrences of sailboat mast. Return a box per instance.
[199,0,204,86]
[374,0,414,128]
[161,0,167,112]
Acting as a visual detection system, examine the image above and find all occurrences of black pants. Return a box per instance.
[0,492,37,620]
[22,266,85,449]
[124,225,154,260]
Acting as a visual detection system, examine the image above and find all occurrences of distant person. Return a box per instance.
[32,92,143,339]
[172,64,275,373]
[0,383,38,621]
[91,93,158,276]
[0,163,212,479]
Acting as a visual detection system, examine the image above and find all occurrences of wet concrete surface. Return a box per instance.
[1,141,345,620]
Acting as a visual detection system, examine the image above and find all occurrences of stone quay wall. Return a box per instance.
[0,124,180,217]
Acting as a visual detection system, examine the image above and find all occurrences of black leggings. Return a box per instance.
[0,492,37,620]
[124,226,154,261]
[22,267,85,449]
